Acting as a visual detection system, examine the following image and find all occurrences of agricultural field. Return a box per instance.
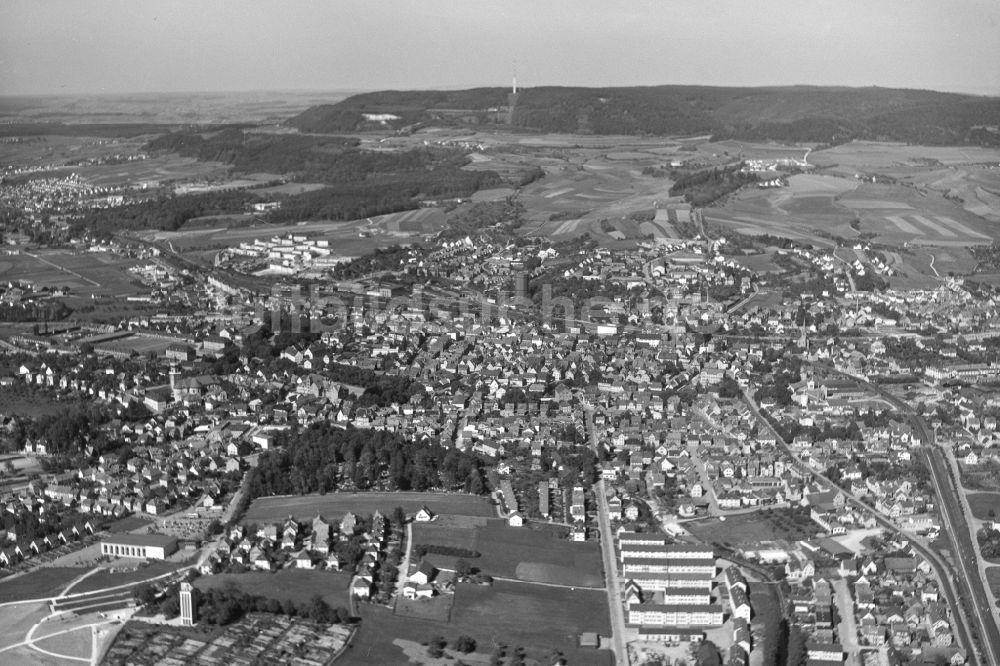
[342,580,612,666]
[254,182,328,196]
[731,251,784,274]
[966,493,1000,521]
[242,491,495,525]
[82,154,229,187]
[193,570,352,609]
[685,508,819,546]
[150,206,442,258]
[810,141,1000,170]
[412,519,604,588]
[696,140,812,162]
[517,159,675,243]
[0,250,143,299]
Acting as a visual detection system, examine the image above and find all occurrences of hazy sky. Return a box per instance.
[1,0,998,96]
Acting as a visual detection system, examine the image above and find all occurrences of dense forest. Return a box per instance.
[140,130,509,226]
[264,168,502,224]
[73,190,259,237]
[245,424,488,497]
[290,85,1000,146]
[669,164,759,206]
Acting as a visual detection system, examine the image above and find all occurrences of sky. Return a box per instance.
[1,0,998,97]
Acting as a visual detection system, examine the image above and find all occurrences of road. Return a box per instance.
[396,521,414,598]
[585,408,627,666]
[939,444,1000,621]
[833,578,861,666]
[922,447,1000,664]
[741,385,988,665]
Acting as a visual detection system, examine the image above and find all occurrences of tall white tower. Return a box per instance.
[512,61,517,94]
[180,581,197,626]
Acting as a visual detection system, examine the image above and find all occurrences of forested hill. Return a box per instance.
[287,85,1000,146]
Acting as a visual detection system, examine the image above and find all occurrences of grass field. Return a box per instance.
[193,570,352,609]
[810,142,1000,169]
[685,509,818,545]
[967,493,1000,521]
[341,580,612,666]
[31,627,93,662]
[413,519,604,587]
[0,250,142,299]
[0,567,86,603]
[394,593,454,622]
[66,561,185,595]
[243,492,495,525]
[987,566,1000,599]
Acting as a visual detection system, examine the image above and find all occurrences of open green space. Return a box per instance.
[968,493,1000,521]
[0,567,86,603]
[986,566,1000,599]
[242,491,495,525]
[394,594,454,623]
[685,508,818,546]
[193,569,352,609]
[341,580,611,666]
[31,627,93,662]
[413,519,604,587]
[67,561,186,595]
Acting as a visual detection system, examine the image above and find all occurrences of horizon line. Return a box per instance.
[2,82,998,99]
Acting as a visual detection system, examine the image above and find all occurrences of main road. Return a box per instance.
[741,385,993,666]
[585,407,628,666]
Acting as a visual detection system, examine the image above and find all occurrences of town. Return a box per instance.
[1,38,1000,665]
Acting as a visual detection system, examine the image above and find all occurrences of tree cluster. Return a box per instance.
[246,424,489,497]
[669,164,758,206]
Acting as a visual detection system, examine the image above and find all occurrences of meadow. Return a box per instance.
[66,561,186,595]
[412,519,604,588]
[193,570,352,609]
[242,491,495,525]
[809,141,1000,169]
[341,580,612,666]
[0,567,85,603]
[685,509,819,545]
[966,493,1000,521]
[0,250,142,299]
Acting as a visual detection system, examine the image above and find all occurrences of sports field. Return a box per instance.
[242,491,495,524]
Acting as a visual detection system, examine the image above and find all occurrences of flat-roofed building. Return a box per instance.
[623,556,717,576]
[100,533,178,560]
[628,572,716,592]
[628,603,724,627]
